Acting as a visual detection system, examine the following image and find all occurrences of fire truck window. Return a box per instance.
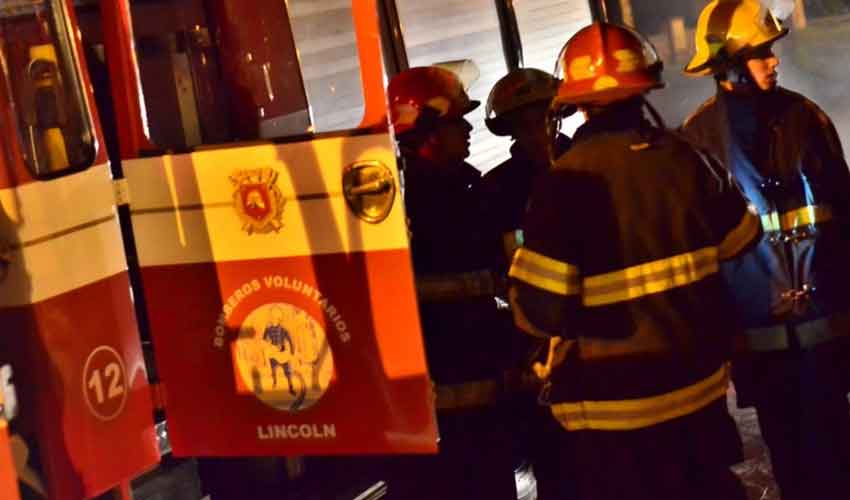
[0,0,96,178]
[606,0,850,149]
[395,0,512,173]
[288,1,366,133]
[513,0,592,137]
[127,0,367,151]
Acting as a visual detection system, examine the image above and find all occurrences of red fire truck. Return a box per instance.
[13,0,845,499]
[0,0,441,497]
[1,0,597,496]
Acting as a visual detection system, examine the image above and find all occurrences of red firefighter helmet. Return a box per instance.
[554,22,664,106]
[387,66,479,136]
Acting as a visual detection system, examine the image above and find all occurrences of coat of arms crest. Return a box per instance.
[230,168,285,234]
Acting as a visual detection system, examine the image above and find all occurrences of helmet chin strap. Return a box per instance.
[726,65,757,88]
[715,59,764,95]
[641,96,666,129]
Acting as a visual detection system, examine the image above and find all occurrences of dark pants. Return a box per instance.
[383,406,517,500]
[512,397,576,500]
[556,399,746,500]
[733,338,850,500]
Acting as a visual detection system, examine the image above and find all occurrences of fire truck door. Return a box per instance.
[120,0,437,457]
[0,1,158,498]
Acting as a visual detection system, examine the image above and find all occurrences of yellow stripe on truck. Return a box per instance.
[125,134,409,267]
[0,164,128,306]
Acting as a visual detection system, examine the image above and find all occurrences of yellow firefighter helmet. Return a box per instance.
[685,0,788,76]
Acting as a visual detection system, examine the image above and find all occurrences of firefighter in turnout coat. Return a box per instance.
[481,67,575,499]
[509,22,759,500]
[385,66,518,500]
[681,1,850,498]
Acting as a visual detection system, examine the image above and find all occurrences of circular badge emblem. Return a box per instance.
[82,346,128,421]
[232,303,334,412]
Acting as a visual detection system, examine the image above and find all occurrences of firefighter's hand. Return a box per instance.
[533,337,574,381]
[532,361,552,381]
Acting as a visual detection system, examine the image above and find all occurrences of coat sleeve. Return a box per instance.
[509,171,583,338]
[691,146,762,260]
[808,106,850,237]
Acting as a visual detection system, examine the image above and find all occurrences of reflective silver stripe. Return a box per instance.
[741,309,850,351]
[435,380,501,410]
[416,270,496,302]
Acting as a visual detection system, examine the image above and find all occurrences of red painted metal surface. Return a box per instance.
[207,0,309,138]
[353,0,391,130]
[98,0,155,159]
[144,250,437,456]
[0,274,159,498]
[0,420,20,500]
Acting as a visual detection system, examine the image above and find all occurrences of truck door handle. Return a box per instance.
[343,161,396,224]
[345,176,392,196]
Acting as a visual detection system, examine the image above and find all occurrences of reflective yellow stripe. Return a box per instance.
[550,365,728,431]
[718,211,760,260]
[582,247,719,307]
[761,205,832,232]
[509,247,581,296]
[435,380,500,410]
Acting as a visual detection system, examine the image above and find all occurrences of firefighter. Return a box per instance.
[386,66,517,500]
[509,22,759,500]
[482,68,573,262]
[262,306,296,395]
[681,2,850,498]
[481,68,574,499]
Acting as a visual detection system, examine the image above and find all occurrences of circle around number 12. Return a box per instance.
[82,346,128,421]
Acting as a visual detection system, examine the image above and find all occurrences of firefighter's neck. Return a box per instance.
[514,134,551,169]
[717,68,771,96]
[719,80,757,95]
[416,142,466,167]
[580,97,644,125]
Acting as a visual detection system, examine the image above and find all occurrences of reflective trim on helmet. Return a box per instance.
[554,22,664,106]
[387,66,478,135]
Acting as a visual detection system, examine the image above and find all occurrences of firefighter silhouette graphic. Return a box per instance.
[232,303,334,412]
[244,189,267,211]
[263,306,296,395]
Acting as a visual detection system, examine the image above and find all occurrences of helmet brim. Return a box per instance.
[484,116,511,136]
[683,27,789,76]
[554,82,665,107]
